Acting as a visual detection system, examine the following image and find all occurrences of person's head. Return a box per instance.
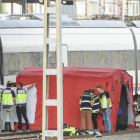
[17,83,23,89]
[84,89,89,94]
[7,81,13,88]
[89,88,95,96]
[96,86,104,94]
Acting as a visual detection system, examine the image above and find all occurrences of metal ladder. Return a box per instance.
[42,0,63,139]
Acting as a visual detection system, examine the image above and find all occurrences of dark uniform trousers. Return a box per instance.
[92,113,98,129]
[16,106,29,129]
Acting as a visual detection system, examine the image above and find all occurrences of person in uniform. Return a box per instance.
[79,89,93,130]
[96,86,112,132]
[89,88,100,129]
[1,81,16,132]
[16,82,36,132]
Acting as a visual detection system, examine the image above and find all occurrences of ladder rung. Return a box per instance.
[46,69,57,75]
[46,99,57,106]
[46,38,56,44]
[47,7,56,14]
[45,130,58,137]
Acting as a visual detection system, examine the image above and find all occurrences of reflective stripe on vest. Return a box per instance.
[92,109,100,113]
[80,107,92,111]
[2,90,14,105]
[16,90,27,104]
[100,95,112,109]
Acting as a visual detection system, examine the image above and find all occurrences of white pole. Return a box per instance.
[56,0,63,138]
[43,0,50,139]
[122,0,124,22]
[42,0,47,139]
[139,1,140,15]
[98,0,99,15]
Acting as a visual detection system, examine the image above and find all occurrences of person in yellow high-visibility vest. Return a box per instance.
[16,82,36,132]
[96,86,112,132]
[1,81,16,132]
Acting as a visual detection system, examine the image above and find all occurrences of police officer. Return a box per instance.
[1,81,16,132]
[79,89,93,130]
[89,88,100,129]
[16,82,36,132]
[96,86,112,132]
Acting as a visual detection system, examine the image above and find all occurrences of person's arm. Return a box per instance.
[91,96,94,107]
[1,91,3,101]
[13,97,16,102]
[0,88,4,90]
[99,95,102,114]
[91,100,94,107]
[100,107,102,114]
[79,99,81,105]
[12,91,16,102]
[106,92,110,113]
[27,83,36,90]
[106,98,111,113]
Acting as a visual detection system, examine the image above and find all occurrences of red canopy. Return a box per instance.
[16,66,135,131]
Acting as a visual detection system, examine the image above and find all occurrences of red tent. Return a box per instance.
[16,66,135,131]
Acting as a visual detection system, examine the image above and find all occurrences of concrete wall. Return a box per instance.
[3,50,138,77]
[68,51,136,70]
[3,52,55,76]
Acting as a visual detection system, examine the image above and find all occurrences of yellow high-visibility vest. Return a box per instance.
[16,89,27,105]
[2,90,14,106]
[100,94,112,109]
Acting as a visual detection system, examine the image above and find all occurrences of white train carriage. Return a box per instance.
[0,14,140,94]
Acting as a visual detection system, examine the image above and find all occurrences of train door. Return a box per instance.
[56,44,68,67]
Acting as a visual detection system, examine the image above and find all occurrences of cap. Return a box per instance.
[7,81,13,87]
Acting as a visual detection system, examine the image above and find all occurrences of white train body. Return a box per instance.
[0,18,140,94]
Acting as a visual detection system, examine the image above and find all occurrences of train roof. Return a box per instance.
[132,21,140,28]
[0,14,127,28]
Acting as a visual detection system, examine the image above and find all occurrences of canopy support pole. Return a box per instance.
[130,28,138,95]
